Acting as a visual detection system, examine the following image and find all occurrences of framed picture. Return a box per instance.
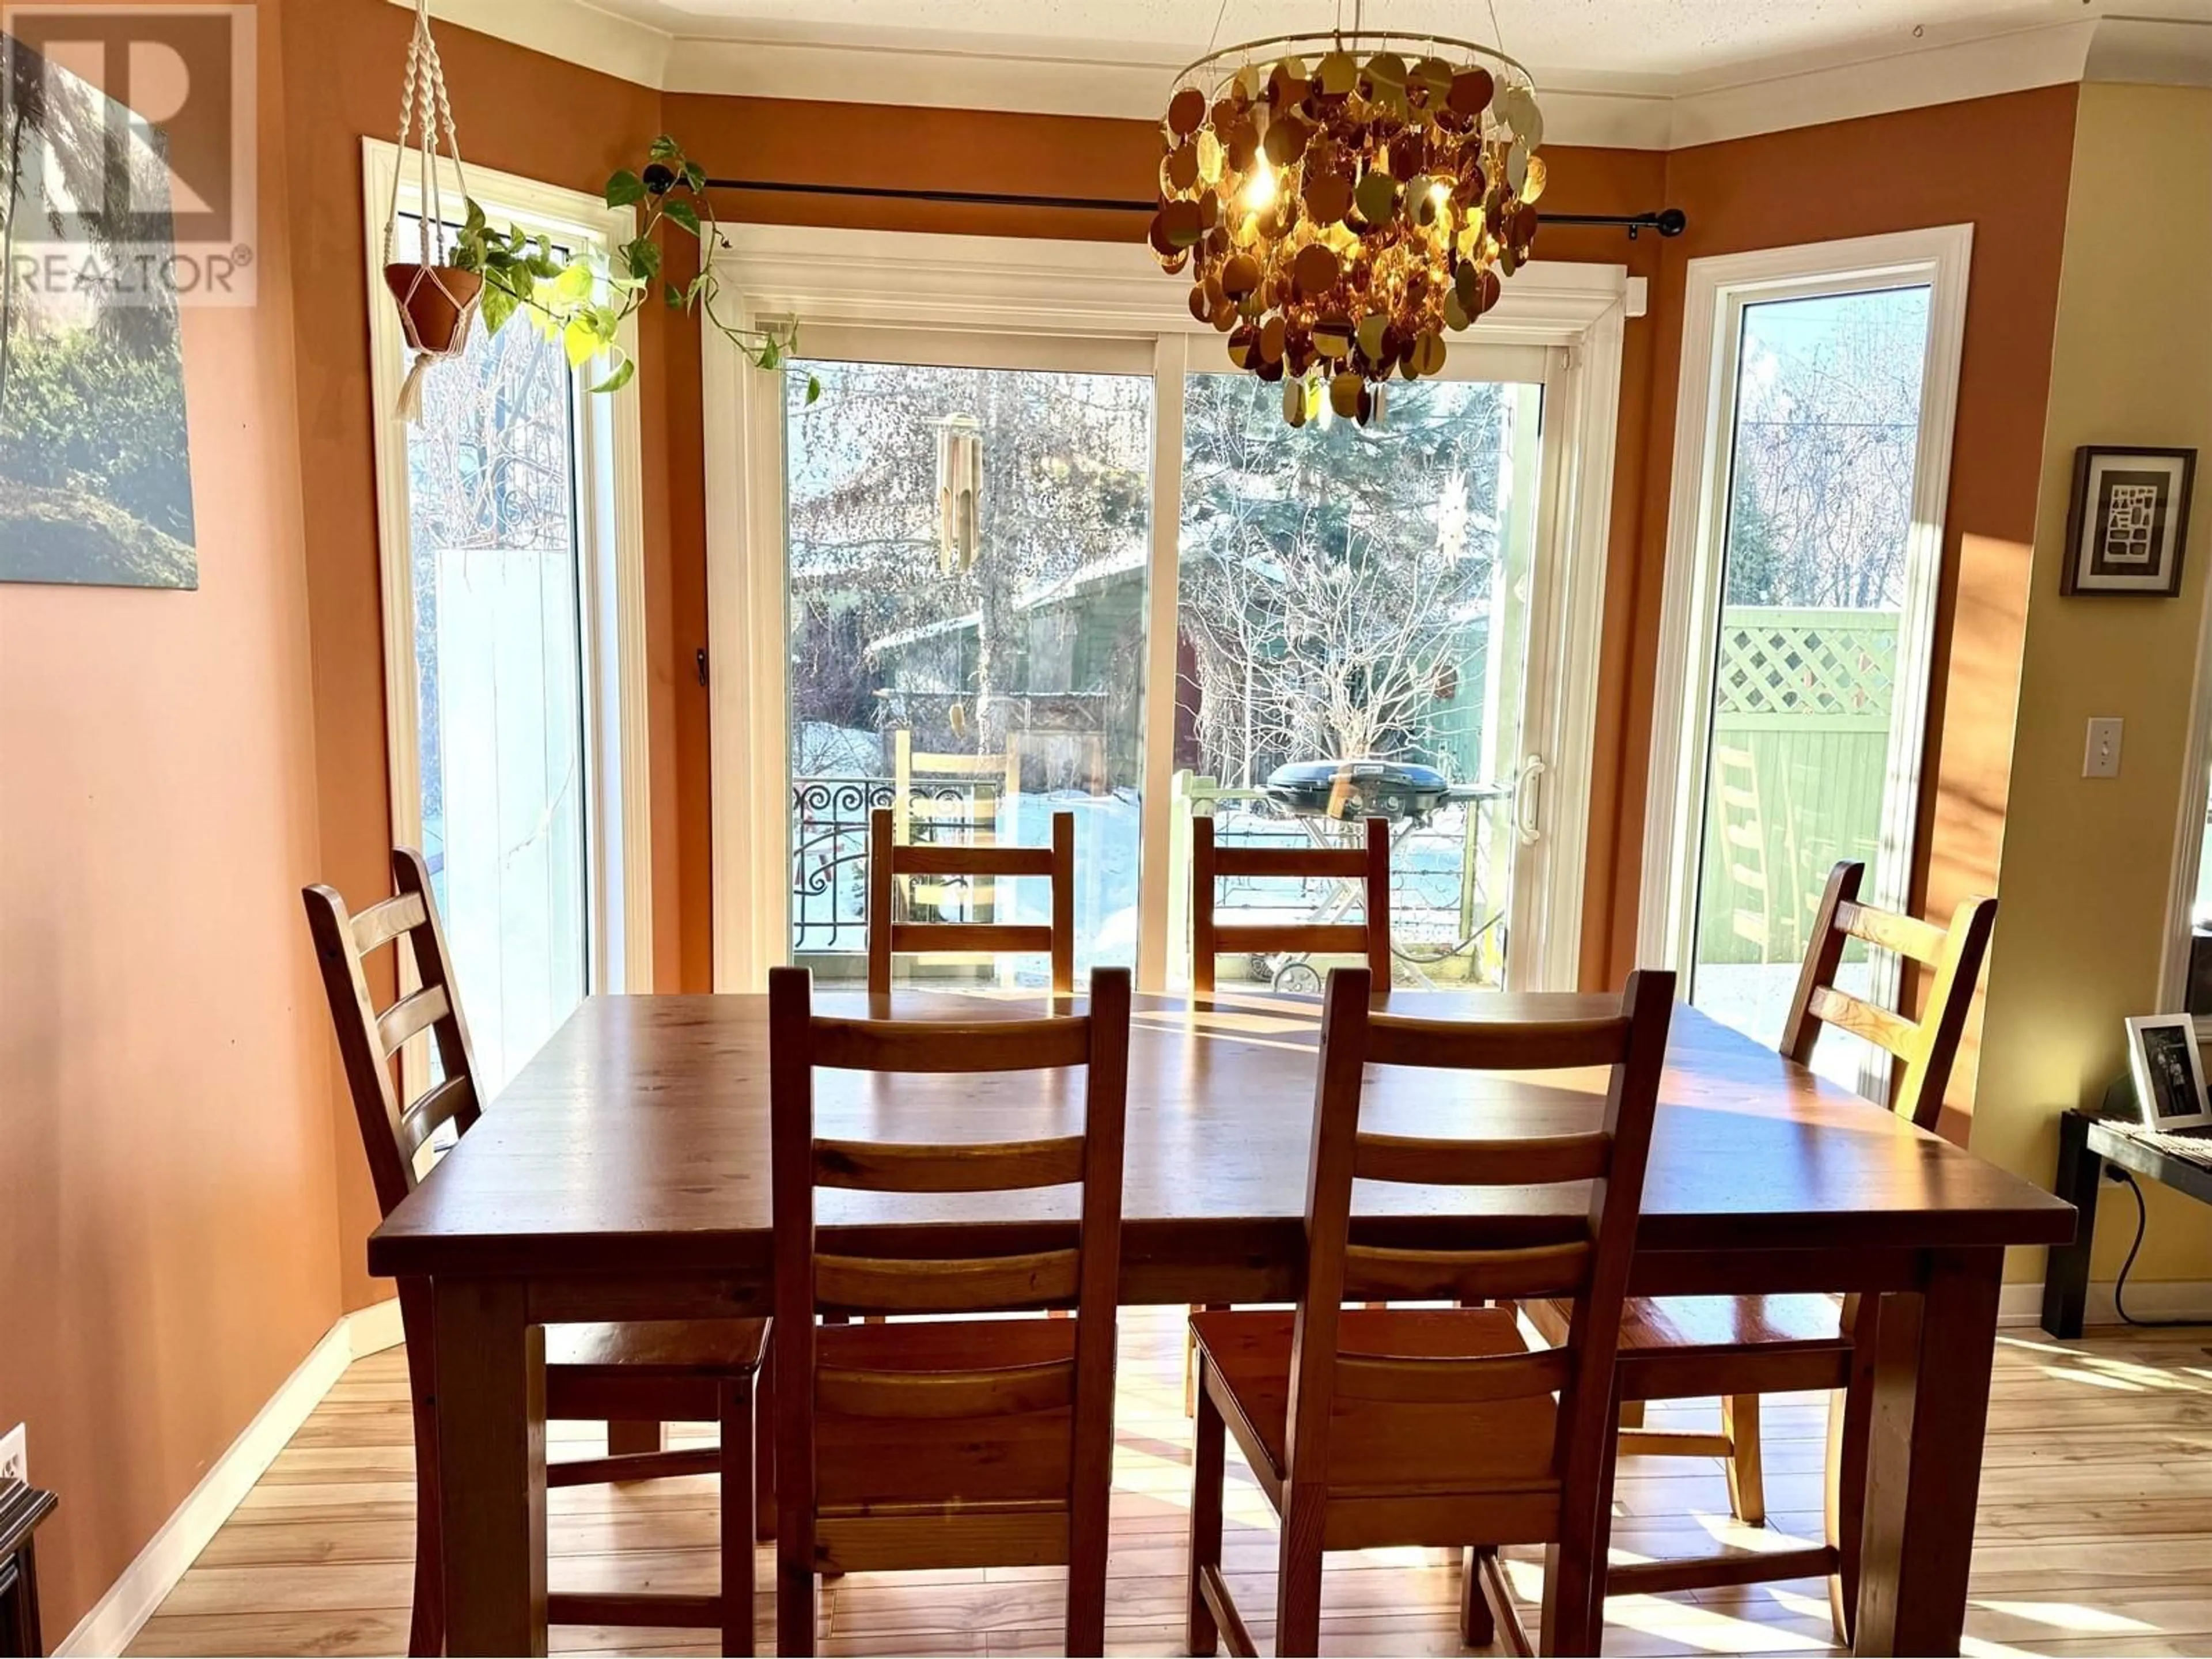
[2123,1014,2212,1132]
[2061,446,2196,598]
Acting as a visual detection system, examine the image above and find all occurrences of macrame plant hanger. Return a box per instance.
[382,0,479,422]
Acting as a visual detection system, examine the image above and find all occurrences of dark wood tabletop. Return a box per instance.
[369,988,2074,1291]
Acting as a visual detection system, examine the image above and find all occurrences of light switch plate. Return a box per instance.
[0,1422,25,1486]
[2085,717,2123,778]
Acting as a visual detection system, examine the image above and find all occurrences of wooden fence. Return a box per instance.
[1694,607,1899,967]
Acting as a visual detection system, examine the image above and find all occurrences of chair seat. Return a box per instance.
[1190,1307,1556,1505]
[544,1318,768,1421]
[1530,1294,1850,1400]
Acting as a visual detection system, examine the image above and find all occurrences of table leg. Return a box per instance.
[2041,1114,2099,1339]
[434,1277,547,1656]
[1852,1248,2002,1657]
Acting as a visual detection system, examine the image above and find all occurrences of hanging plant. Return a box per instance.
[380,0,482,418]
[450,136,819,402]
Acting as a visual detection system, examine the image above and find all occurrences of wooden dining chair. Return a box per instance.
[304,850,768,1658]
[1187,964,1676,1658]
[769,964,1131,1657]
[868,805,1075,994]
[1531,859,1997,1638]
[1191,812,1390,995]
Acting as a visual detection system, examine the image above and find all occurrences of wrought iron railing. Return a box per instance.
[790,777,983,955]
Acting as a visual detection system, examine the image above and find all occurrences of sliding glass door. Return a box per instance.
[1173,372,1544,991]
[783,353,1153,984]
[763,326,1563,994]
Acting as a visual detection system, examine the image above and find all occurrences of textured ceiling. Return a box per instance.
[584,0,2134,83]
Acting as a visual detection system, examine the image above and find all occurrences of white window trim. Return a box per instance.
[1636,225,1974,1017]
[361,138,654,994]
[702,224,1635,994]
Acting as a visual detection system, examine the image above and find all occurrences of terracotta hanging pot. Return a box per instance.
[384,263,483,357]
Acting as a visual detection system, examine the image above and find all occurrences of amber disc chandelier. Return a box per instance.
[1150,29,1547,427]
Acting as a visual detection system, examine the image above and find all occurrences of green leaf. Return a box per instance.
[665,281,687,309]
[805,374,822,406]
[626,238,663,282]
[757,336,781,370]
[552,261,596,304]
[590,357,637,395]
[604,169,647,208]
[647,135,683,161]
[683,160,707,191]
[563,317,602,368]
[662,200,702,237]
[479,279,518,336]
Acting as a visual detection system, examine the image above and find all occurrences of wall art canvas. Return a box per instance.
[1,26,196,589]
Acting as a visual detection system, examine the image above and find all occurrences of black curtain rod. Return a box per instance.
[703,175,1686,236]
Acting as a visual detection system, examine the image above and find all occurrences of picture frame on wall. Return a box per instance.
[2062,446,2197,597]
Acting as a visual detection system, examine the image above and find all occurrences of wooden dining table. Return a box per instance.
[368,987,2075,1658]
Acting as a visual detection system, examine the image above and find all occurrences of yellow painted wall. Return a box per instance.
[1972,82,2212,1286]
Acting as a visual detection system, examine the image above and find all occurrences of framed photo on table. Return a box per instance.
[2062,447,2197,597]
[2123,1014,2212,1132]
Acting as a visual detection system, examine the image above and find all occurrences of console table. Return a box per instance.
[0,1479,56,1659]
[2042,1107,2212,1338]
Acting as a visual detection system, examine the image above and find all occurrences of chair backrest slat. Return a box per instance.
[1353,1131,1613,1187]
[1283,965,1673,1516]
[1781,861,1998,1134]
[376,983,451,1058]
[815,1134,1085,1192]
[304,849,485,1221]
[868,807,1077,994]
[350,891,427,956]
[817,1359,1076,1420]
[1334,1346,1574,1406]
[1342,1240,1593,1302]
[1363,1014,1630,1072]
[811,1013,1091,1074]
[1835,900,1949,967]
[1191,814,1391,995]
[815,1248,1083,1314]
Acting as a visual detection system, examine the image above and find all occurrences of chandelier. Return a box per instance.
[1150,31,1547,427]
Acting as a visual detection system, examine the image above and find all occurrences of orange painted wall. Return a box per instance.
[0,1,344,1633]
[1600,88,2078,1127]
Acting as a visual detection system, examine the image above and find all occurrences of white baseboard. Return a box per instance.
[58,1298,403,1657]
[1998,1278,2212,1330]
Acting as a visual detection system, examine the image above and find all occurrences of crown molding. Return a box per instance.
[404,2,2210,150]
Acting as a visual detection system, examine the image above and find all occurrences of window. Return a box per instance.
[783,356,1153,983]
[365,143,649,1098]
[1173,372,1544,991]
[1641,230,1972,1093]
[704,228,1631,997]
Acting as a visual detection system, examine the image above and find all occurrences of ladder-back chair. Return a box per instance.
[868,805,1075,994]
[1532,859,1998,1638]
[1188,965,1676,1657]
[304,850,767,1657]
[1191,813,1390,995]
[769,965,1131,1656]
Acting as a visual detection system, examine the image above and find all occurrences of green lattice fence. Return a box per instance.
[1694,607,1900,967]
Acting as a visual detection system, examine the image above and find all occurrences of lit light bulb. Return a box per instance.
[1241,159,1278,213]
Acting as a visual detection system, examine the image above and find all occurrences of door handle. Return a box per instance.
[1514,755,1547,847]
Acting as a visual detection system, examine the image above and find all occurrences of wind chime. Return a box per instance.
[936,415,983,576]
[381,0,482,421]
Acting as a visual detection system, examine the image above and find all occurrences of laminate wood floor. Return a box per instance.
[127,1309,2212,1657]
